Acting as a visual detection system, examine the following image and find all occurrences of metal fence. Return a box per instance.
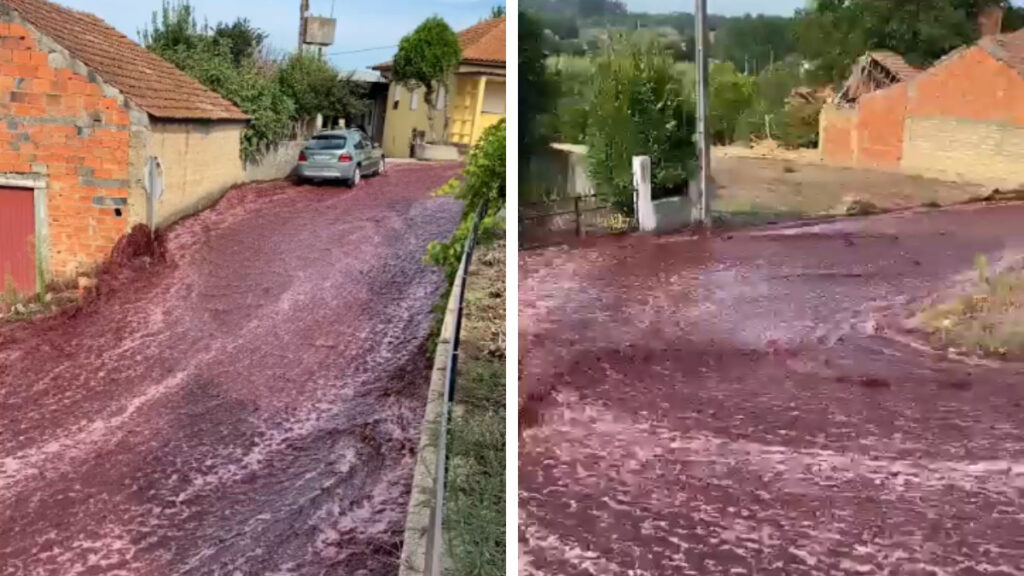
[519,194,632,248]
[423,201,488,576]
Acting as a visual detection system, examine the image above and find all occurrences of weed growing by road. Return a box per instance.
[922,256,1024,359]
[426,120,506,283]
[445,242,505,576]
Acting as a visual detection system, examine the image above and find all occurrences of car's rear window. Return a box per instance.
[307,136,347,150]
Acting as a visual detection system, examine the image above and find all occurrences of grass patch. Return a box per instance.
[920,255,1024,359]
[1,275,79,323]
[445,241,505,576]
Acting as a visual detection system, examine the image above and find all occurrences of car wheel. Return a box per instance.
[349,166,361,188]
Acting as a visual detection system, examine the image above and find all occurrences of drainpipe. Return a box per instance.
[145,157,164,237]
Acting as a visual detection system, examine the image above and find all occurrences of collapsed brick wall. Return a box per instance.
[820,46,1024,187]
[819,105,856,166]
[856,83,907,169]
[0,20,134,278]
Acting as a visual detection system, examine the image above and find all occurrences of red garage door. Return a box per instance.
[0,186,36,295]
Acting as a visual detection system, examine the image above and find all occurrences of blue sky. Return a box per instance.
[55,0,505,72]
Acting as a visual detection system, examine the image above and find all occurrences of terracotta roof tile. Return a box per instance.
[981,28,1024,76]
[459,16,505,65]
[373,16,506,71]
[2,0,249,121]
[866,50,922,81]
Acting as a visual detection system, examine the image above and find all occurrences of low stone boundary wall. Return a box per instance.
[243,141,304,182]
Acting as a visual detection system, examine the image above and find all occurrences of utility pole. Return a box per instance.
[695,0,711,228]
[298,0,310,53]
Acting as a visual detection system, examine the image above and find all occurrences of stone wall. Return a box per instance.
[901,46,1024,186]
[243,140,303,182]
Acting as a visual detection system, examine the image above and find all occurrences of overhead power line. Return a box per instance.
[328,44,398,56]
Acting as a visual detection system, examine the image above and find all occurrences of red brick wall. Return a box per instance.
[855,83,907,169]
[820,105,856,165]
[908,46,1024,126]
[0,21,132,278]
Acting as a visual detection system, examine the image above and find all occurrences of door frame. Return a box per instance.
[0,173,48,292]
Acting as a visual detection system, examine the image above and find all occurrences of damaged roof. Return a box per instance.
[865,51,922,82]
[1,0,249,121]
[373,16,506,71]
[836,50,922,104]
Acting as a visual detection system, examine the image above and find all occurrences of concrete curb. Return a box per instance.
[398,266,465,576]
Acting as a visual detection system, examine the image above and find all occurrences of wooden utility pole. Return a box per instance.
[695,0,711,228]
[298,0,310,53]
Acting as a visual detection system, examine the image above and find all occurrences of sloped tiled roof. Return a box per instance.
[981,27,1024,76]
[458,16,505,65]
[1,0,249,121]
[372,16,506,71]
[866,51,922,81]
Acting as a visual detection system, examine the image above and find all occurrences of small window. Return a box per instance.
[307,136,347,149]
[435,86,446,111]
[393,85,402,110]
[410,90,418,111]
[482,81,505,114]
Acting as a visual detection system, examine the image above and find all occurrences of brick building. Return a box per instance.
[820,28,1024,188]
[0,0,249,294]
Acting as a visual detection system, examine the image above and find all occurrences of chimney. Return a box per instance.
[979,4,1005,37]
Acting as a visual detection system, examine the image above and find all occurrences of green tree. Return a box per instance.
[277,52,366,123]
[392,17,462,141]
[709,62,756,144]
[212,19,267,66]
[426,121,506,283]
[519,11,555,165]
[490,5,506,18]
[139,0,202,53]
[713,15,796,74]
[546,55,592,143]
[796,0,1020,85]
[585,36,696,214]
[140,0,294,159]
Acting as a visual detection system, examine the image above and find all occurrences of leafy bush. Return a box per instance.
[544,55,592,144]
[584,37,696,214]
[709,62,756,145]
[426,120,506,283]
[277,52,366,122]
[142,1,365,160]
[150,32,294,159]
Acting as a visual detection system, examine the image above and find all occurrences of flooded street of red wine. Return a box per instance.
[0,163,462,576]
[520,203,1024,575]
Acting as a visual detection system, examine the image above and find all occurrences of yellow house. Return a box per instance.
[372,17,506,158]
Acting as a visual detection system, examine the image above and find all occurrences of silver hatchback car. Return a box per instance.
[296,129,386,187]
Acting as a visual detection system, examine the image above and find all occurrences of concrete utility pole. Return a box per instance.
[695,0,711,228]
[298,0,310,53]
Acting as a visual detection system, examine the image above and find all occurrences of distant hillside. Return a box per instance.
[523,0,797,72]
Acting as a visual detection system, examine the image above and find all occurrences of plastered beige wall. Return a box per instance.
[381,83,445,158]
[149,120,246,227]
[902,118,1024,187]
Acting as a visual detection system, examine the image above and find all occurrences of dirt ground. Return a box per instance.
[713,151,989,224]
[520,202,1024,575]
[0,162,462,575]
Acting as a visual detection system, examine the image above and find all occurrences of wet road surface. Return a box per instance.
[519,203,1024,575]
[0,163,462,575]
